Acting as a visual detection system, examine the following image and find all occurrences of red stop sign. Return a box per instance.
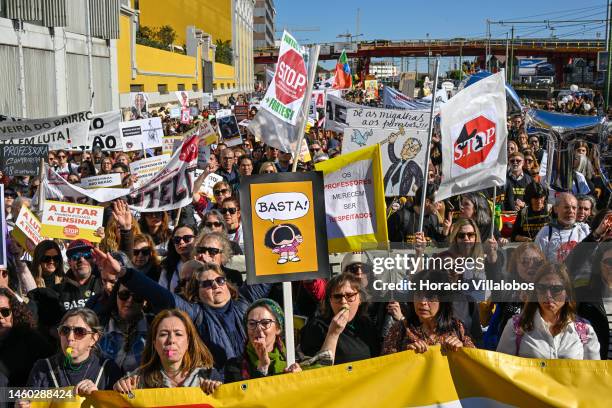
[453,115,497,169]
[275,49,307,105]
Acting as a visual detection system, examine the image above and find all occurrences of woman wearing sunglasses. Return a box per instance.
[383,270,475,355]
[220,197,243,253]
[95,252,270,373]
[497,263,600,359]
[159,225,197,292]
[192,231,243,287]
[98,284,149,373]
[113,309,221,394]
[0,288,54,388]
[25,308,122,402]
[299,273,380,365]
[27,240,65,288]
[131,234,162,283]
[138,211,172,257]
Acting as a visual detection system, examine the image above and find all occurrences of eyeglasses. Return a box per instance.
[213,188,230,196]
[520,257,543,267]
[205,221,222,228]
[247,318,276,331]
[262,170,275,174]
[41,255,62,264]
[58,155,67,159]
[198,276,226,289]
[173,235,195,245]
[5,193,16,199]
[58,325,94,340]
[535,284,566,298]
[0,308,11,318]
[220,207,238,215]
[197,246,221,256]
[331,291,359,303]
[145,212,162,218]
[456,232,476,240]
[68,251,93,262]
[133,248,151,257]
[509,160,523,164]
[117,290,144,303]
[347,263,364,274]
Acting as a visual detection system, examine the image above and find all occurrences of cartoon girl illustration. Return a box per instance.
[264,224,303,264]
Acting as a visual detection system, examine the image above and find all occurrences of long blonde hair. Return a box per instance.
[100,217,141,252]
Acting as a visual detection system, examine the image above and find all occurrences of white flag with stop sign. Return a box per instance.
[436,72,508,201]
[260,31,308,126]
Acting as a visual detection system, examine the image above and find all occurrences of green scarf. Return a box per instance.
[245,340,287,377]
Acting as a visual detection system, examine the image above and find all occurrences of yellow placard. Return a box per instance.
[41,201,104,242]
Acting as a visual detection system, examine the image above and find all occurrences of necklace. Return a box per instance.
[60,355,95,386]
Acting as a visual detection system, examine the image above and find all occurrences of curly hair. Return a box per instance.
[0,288,36,329]
[100,217,141,253]
[192,231,233,265]
[184,262,238,303]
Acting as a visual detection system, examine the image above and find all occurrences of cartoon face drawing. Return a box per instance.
[400,137,422,161]
[264,223,303,264]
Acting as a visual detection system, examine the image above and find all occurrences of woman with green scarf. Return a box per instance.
[224,299,301,381]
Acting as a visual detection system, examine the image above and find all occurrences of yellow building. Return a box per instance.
[117,0,251,107]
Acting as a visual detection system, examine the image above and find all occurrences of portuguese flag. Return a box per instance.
[333,50,352,89]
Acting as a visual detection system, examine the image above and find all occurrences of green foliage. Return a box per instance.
[447,70,463,80]
[136,25,182,53]
[215,40,233,65]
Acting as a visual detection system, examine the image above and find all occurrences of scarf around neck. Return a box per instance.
[242,338,286,379]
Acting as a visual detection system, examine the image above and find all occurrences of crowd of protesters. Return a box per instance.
[0,85,610,404]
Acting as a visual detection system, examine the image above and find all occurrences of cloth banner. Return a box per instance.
[437,71,508,201]
[383,86,433,110]
[86,110,122,151]
[30,348,611,408]
[0,111,92,150]
[315,144,388,252]
[324,94,361,133]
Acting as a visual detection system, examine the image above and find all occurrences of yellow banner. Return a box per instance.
[31,347,611,408]
[315,144,388,253]
[41,201,104,243]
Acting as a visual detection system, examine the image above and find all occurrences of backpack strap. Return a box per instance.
[574,318,590,345]
[45,358,59,388]
[94,359,109,388]
[511,315,523,356]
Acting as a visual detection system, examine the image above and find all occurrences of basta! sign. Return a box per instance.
[453,115,496,170]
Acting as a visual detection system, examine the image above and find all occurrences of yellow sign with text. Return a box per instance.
[41,201,104,242]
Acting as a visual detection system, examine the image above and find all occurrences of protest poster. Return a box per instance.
[324,94,361,133]
[41,200,104,242]
[129,92,149,119]
[119,117,164,151]
[364,79,379,100]
[80,173,123,189]
[11,205,44,255]
[312,90,326,109]
[202,93,213,107]
[0,111,92,150]
[180,108,191,124]
[0,185,5,268]
[216,110,242,147]
[315,144,388,252]
[170,108,181,118]
[194,170,224,198]
[259,31,308,126]
[129,154,172,189]
[85,110,122,151]
[176,91,190,108]
[342,126,428,196]
[240,172,329,284]
[346,107,430,131]
[0,144,48,176]
[382,86,433,110]
[162,136,184,156]
[234,104,249,121]
[209,101,220,111]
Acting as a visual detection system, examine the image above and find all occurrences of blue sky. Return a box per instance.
[274,1,608,71]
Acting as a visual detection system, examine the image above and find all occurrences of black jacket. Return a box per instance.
[0,326,55,387]
[52,270,103,312]
[577,300,609,360]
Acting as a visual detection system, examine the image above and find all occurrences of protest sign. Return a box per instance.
[181,108,191,124]
[382,86,434,110]
[209,101,220,111]
[0,186,5,268]
[194,170,224,198]
[0,111,92,150]
[170,108,181,118]
[119,117,164,151]
[312,90,327,109]
[365,79,379,100]
[324,94,361,133]
[260,31,308,126]
[216,110,242,147]
[0,144,48,176]
[234,104,249,121]
[80,173,122,189]
[202,93,213,106]
[85,110,122,151]
[162,136,184,156]
[41,200,104,242]
[129,92,149,119]
[11,205,44,254]
[315,145,388,252]
[240,172,329,284]
[130,154,172,189]
[176,91,190,108]
[342,126,428,196]
[346,107,430,131]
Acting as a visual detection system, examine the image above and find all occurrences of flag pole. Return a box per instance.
[285,45,320,367]
[490,185,497,239]
[417,59,440,233]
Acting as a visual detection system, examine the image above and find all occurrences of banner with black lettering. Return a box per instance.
[324,94,361,133]
[84,110,122,151]
[0,111,92,150]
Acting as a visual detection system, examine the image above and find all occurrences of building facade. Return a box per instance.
[370,61,398,79]
[0,0,121,117]
[253,0,275,49]
[233,0,255,93]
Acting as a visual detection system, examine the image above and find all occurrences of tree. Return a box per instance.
[215,40,233,65]
[157,25,176,48]
[447,70,463,81]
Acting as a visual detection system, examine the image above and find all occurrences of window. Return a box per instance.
[221,83,225,89]
[130,84,144,92]
[158,84,168,94]
[192,83,199,91]
[177,83,185,91]
[213,83,217,90]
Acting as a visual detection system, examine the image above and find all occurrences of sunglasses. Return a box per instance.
[133,248,151,257]
[5,194,16,199]
[331,291,359,303]
[205,221,222,228]
[41,255,62,264]
[197,246,221,256]
[347,263,365,274]
[117,290,144,303]
[220,207,238,215]
[145,212,162,218]
[247,318,276,331]
[173,235,195,245]
[0,307,11,318]
[213,188,230,196]
[58,155,66,159]
[68,251,93,262]
[58,325,94,340]
[456,232,476,239]
[262,170,275,174]
[509,160,523,164]
[198,276,226,289]
[535,284,566,297]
